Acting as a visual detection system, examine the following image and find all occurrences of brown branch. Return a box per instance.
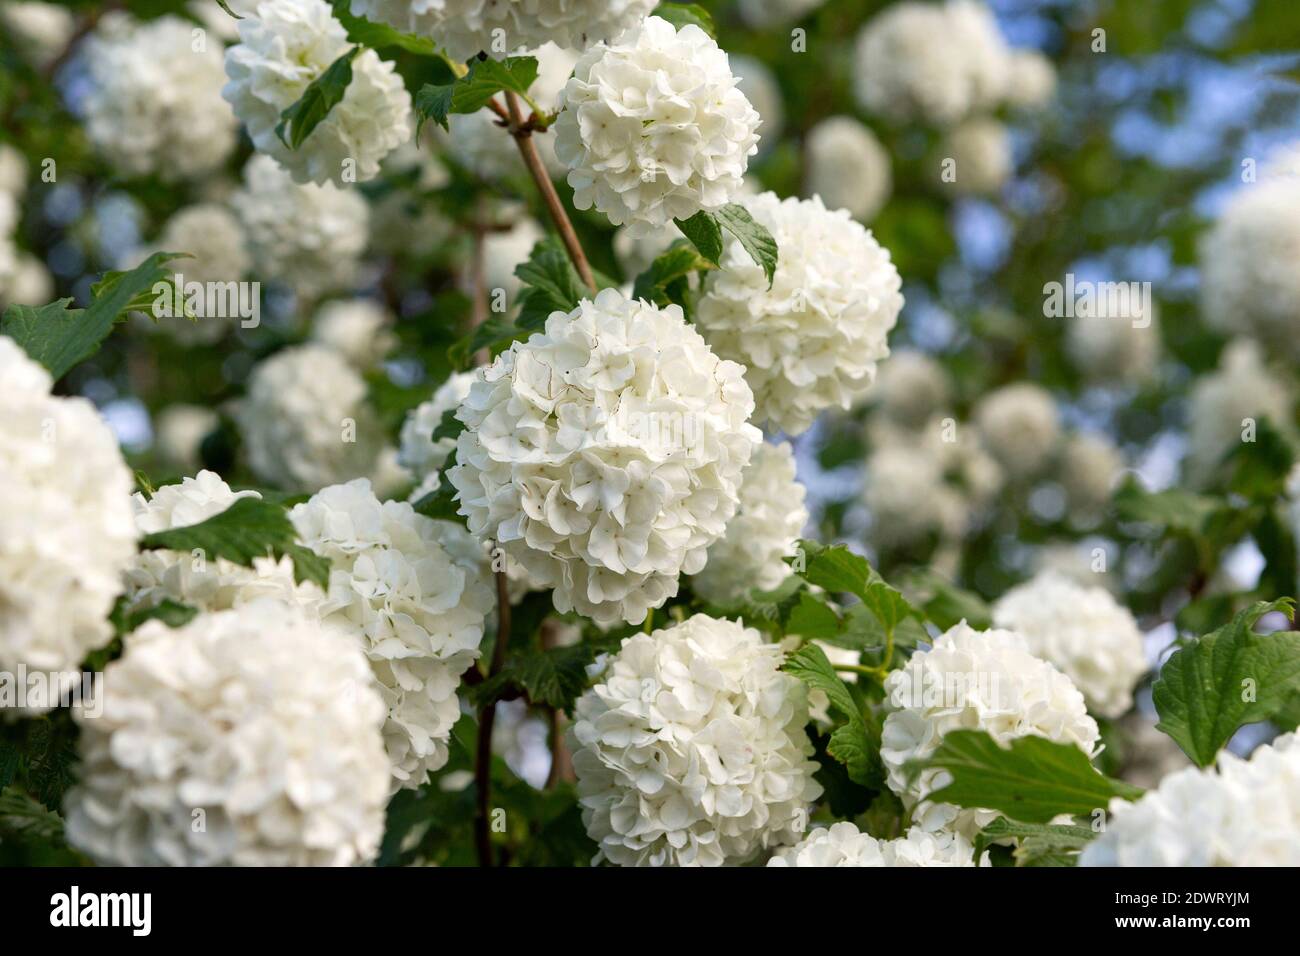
[474,568,511,867]
[540,620,575,788]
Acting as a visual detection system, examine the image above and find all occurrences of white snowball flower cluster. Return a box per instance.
[554,16,761,231]
[697,192,904,435]
[231,155,369,298]
[882,622,1100,838]
[806,116,892,222]
[1082,733,1300,866]
[81,14,236,180]
[64,600,390,866]
[867,349,951,429]
[939,117,1012,195]
[973,382,1061,480]
[1058,431,1123,520]
[224,0,412,186]
[0,2,74,68]
[1199,163,1300,358]
[154,405,219,472]
[398,371,476,495]
[0,338,137,706]
[351,0,657,61]
[1067,296,1161,385]
[449,288,761,627]
[864,443,969,550]
[238,344,383,492]
[290,479,495,790]
[992,571,1146,719]
[570,615,822,866]
[767,822,982,867]
[124,471,321,617]
[736,0,827,27]
[311,298,397,368]
[691,442,807,606]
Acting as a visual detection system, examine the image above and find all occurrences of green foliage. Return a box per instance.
[974,817,1097,867]
[415,56,539,133]
[654,3,716,37]
[783,643,883,788]
[412,450,466,525]
[631,241,714,311]
[329,0,451,61]
[673,204,779,287]
[515,235,589,329]
[275,47,361,150]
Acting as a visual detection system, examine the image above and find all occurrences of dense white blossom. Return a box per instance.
[82,14,236,180]
[1082,733,1300,866]
[940,117,1012,195]
[864,443,969,549]
[0,2,74,67]
[806,116,891,222]
[153,405,219,472]
[0,338,136,707]
[736,0,827,27]
[691,442,807,606]
[571,615,822,866]
[768,822,982,867]
[238,344,383,492]
[882,622,1100,838]
[867,349,951,428]
[231,155,369,297]
[1058,432,1124,521]
[448,288,760,627]
[290,480,494,790]
[65,600,390,866]
[554,16,761,231]
[974,382,1061,480]
[311,299,397,367]
[1067,297,1161,385]
[698,192,903,435]
[224,0,412,186]
[992,571,1146,719]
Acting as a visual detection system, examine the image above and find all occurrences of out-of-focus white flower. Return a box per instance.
[291,479,494,790]
[1067,296,1161,385]
[882,621,1099,838]
[731,54,783,151]
[311,298,396,367]
[691,442,807,606]
[806,116,891,222]
[698,191,903,435]
[82,14,236,180]
[992,571,1146,719]
[864,442,969,549]
[736,0,826,27]
[153,405,219,473]
[449,288,761,627]
[613,224,680,280]
[480,217,545,305]
[0,252,54,309]
[0,2,75,67]
[231,155,369,298]
[1004,49,1057,109]
[571,614,822,866]
[1186,339,1292,485]
[554,16,760,231]
[1200,169,1300,357]
[867,349,950,428]
[939,117,1012,195]
[398,371,476,487]
[224,0,412,186]
[238,344,383,491]
[768,821,983,867]
[65,599,390,866]
[350,0,657,61]
[0,338,136,708]
[0,145,25,205]
[973,382,1060,480]
[1058,432,1123,521]
[1082,733,1300,866]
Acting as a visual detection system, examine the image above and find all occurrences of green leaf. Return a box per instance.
[904,569,994,630]
[715,202,779,288]
[329,0,448,60]
[654,3,716,36]
[920,730,1144,824]
[674,210,724,266]
[415,56,539,133]
[472,643,599,714]
[974,817,1096,867]
[783,643,882,787]
[139,496,330,589]
[412,448,466,526]
[784,591,843,640]
[1227,418,1296,499]
[1152,598,1300,766]
[0,787,66,843]
[431,407,465,444]
[2,252,185,380]
[630,240,713,308]
[1114,476,1220,537]
[276,47,361,150]
[448,314,528,369]
[515,235,588,329]
[110,597,199,636]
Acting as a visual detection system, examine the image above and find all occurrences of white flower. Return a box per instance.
[0,2,75,67]
[768,822,982,867]
[1067,296,1161,385]
[224,0,412,186]
[992,571,1146,719]
[1004,49,1057,109]
[0,252,53,310]
[973,382,1061,480]
[0,338,136,707]
[81,14,237,180]
[1082,733,1300,866]
[231,155,369,298]
[553,16,760,231]
[290,479,494,790]
[806,116,891,222]
[691,441,807,606]
[350,0,658,61]
[939,117,1012,195]
[736,0,826,27]
[153,405,219,472]
[570,615,822,866]
[731,54,783,151]
[1186,339,1292,485]
[882,621,1100,838]
[398,371,476,487]
[0,143,26,196]
[867,349,950,428]
[238,344,383,491]
[480,217,546,305]
[311,298,397,367]
[1200,169,1300,357]
[65,600,390,866]
[1058,432,1123,521]
[448,287,761,627]
[863,442,969,550]
[697,191,903,435]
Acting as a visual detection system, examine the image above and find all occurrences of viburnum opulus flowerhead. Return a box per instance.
[447,287,761,627]
[697,191,904,435]
[553,15,761,232]
[570,614,823,866]
[64,600,391,866]
[973,381,1061,480]
[767,822,983,867]
[224,0,412,186]
[0,337,137,711]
